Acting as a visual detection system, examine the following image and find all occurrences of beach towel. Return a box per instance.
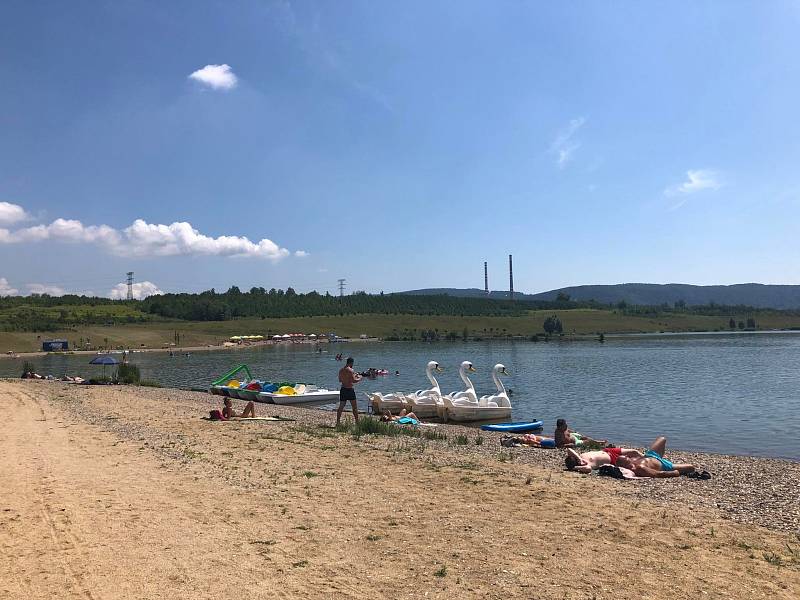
[203,416,295,422]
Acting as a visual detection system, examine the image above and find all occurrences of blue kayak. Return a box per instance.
[480,421,544,433]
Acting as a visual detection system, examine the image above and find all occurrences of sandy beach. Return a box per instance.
[1,380,798,599]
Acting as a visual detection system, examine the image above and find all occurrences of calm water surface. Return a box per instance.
[4,333,799,460]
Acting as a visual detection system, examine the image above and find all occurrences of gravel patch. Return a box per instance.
[24,380,800,535]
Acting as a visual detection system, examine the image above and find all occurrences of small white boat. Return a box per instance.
[258,389,339,404]
[236,387,262,401]
[439,363,512,422]
[259,385,341,405]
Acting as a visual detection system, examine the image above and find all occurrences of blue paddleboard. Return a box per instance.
[480,421,544,433]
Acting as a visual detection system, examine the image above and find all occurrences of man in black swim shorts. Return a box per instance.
[337,357,362,426]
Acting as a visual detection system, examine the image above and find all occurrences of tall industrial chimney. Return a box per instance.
[508,255,514,300]
[484,262,489,296]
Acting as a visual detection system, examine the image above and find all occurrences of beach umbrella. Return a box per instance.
[89,355,119,378]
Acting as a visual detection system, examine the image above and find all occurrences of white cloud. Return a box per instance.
[26,283,66,296]
[294,250,309,257]
[0,212,300,262]
[664,169,723,209]
[108,281,164,300]
[0,202,29,225]
[188,64,238,90]
[122,220,290,260]
[666,169,722,195]
[550,117,586,169]
[0,277,19,296]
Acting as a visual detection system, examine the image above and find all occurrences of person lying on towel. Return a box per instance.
[380,409,420,425]
[222,397,256,419]
[565,436,695,478]
[565,446,645,473]
[614,437,695,478]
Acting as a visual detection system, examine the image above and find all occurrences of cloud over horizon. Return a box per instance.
[188,64,238,90]
[0,202,29,225]
[0,208,297,261]
[108,281,164,300]
[0,275,164,299]
[26,283,66,296]
[0,277,19,296]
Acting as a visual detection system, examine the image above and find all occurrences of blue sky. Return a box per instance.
[1,1,799,298]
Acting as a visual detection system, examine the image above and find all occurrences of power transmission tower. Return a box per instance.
[337,278,346,297]
[126,272,134,300]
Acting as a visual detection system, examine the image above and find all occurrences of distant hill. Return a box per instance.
[401,288,526,300]
[401,284,800,309]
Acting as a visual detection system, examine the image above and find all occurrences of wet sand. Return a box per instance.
[1,380,798,599]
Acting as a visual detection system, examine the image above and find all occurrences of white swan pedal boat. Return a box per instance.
[439,363,513,422]
[368,391,407,415]
[369,360,445,417]
[403,360,446,418]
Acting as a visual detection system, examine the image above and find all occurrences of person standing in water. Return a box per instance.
[337,357,362,426]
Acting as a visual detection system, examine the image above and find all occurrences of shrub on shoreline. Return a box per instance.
[336,417,447,441]
[114,363,141,385]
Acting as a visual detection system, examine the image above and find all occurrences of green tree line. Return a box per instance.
[1,289,798,331]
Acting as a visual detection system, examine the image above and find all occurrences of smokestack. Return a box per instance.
[484,262,489,296]
[508,254,514,300]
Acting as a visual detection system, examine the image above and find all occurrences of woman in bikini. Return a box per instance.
[222,397,256,419]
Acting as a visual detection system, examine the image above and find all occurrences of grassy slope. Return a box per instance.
[0,304,146,321]
[3,309,800,353]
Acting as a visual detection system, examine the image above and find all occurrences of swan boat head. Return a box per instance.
[426,360,444,375]
[478,363,512,407]
[415,361,444,397]
[446,361,478,403]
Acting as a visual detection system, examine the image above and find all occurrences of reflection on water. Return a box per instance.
[3,332,799,460]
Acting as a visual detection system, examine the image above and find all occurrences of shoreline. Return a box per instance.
[6,378,799,534]
[0,336,385,361]
[3,327,799,362]
[2,380,797,598]
[3,374,799,464]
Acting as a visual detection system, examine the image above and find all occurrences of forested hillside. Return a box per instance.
[405,283,800,309]
[3,286,799,335]
[139,288,545,320]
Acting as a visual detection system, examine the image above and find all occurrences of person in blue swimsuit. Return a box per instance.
[380,409,421,425]
[616,436,696,478]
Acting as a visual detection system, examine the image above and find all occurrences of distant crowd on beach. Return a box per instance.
[21,371,85,383]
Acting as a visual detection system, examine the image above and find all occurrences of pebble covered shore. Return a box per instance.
[28,380,800,535]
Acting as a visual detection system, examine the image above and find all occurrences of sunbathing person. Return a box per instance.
[222,397,256,419]
[614,436,695,478]
[554,418,607,448]
[521,433,556,448]
[564,446,644,474]
[380,409,420,423]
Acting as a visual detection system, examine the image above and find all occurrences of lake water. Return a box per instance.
[4,332,799,460]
